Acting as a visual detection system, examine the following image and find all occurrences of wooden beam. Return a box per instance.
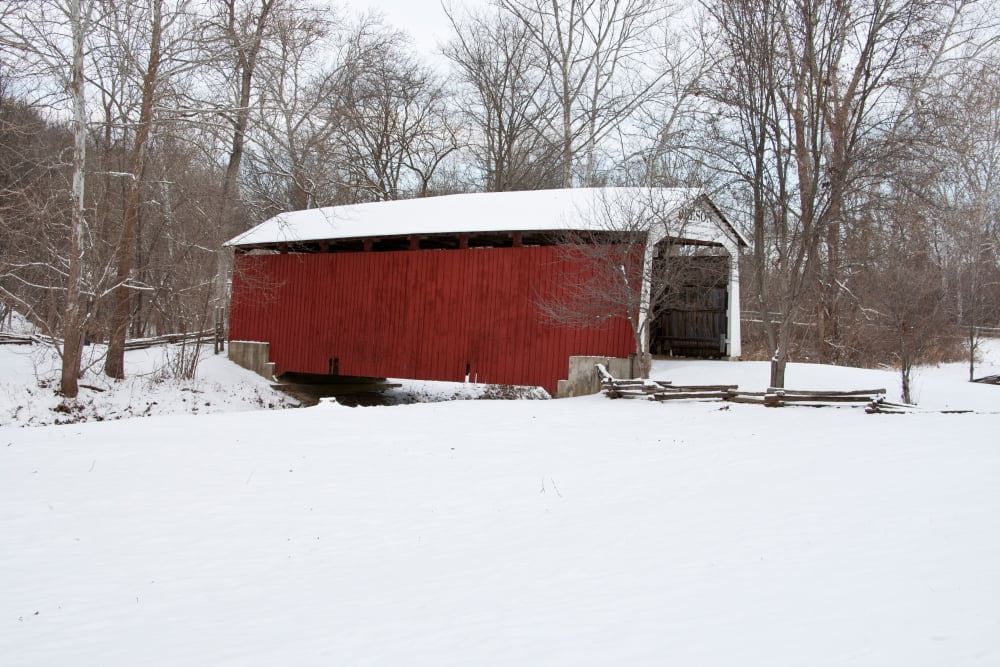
[766,387,886,396]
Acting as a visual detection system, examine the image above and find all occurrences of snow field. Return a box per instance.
[2,389,999,666]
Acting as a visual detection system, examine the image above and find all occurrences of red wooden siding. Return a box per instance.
[229,246,636,395]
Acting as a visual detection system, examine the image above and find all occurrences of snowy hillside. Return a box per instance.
[0,343,296,427]
[1,341,999,666]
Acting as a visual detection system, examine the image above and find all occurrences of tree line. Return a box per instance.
[0,0,998,400]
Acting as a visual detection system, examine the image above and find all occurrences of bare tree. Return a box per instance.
[103,0,205,379]
[497,0,668,187]
[246,2,342,211]
[930,59,1000,380]
[703,0,988,386]
[0,0,100,397]
[443,5,561,191]
[402,95,463,198]
[193,0,287,344]
[240,11,432,212]
[537,190,735,378]
[134,135,225,373]
[0,77,73,330]
[702,0,806,387]
[855,193,953,403]
[620,10,717,187]
[210,0,282,212]
[336,31,458,201]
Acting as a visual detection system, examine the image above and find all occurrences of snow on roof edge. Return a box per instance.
[225,188,745,248]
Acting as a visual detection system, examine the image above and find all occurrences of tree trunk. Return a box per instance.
[901,364,912,404]
[968,325,976,382]
[221,0,275,209]
[105,0,162,379]
[561,65,573,188]
[769,353,787,389]
[769,320,792,388]
[60,0,87,398]
[633,325,651,379]
[898,325,912,404]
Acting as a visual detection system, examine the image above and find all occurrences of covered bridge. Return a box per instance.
[225,188,747,396]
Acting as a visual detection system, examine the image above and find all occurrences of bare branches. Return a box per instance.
[538,190,734,378]
[701,0,994,385]
[443,5,560,191]
[496,0,670,187]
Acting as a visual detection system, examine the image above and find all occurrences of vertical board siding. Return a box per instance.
[229,246,635,395]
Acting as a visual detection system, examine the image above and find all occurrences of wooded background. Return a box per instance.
[1,0,998,397]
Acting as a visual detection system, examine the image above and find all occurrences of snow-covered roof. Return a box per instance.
[226,188,748,249]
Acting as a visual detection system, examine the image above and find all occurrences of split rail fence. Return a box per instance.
[596,364,910,412]
[0,328,223,352]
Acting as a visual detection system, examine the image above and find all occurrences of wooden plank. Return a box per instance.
[767,387,886,397]
[869,400,916,411]
[0,335,33,345]
[866,401,974,415]
[605,390,646,399]
[651,391,729,401]
[661,384,738,392]
[774,394,876,403]
[725,394,768,405]
[867,403,912,414]
[603,385,649,394]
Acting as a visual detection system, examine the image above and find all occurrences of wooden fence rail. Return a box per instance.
[598,365,891,409]
[0,329,221,351]
[123,329,218,351]
[0,333,58,346]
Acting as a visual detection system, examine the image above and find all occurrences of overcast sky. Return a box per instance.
[358,0,490,58]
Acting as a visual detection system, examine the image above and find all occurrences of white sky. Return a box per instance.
[357,0,490,59]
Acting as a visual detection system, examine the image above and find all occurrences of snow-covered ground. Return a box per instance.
[0,342,552,427]
[0,343,297,427]
[1,340,999,666]
[651,340,1000,413]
